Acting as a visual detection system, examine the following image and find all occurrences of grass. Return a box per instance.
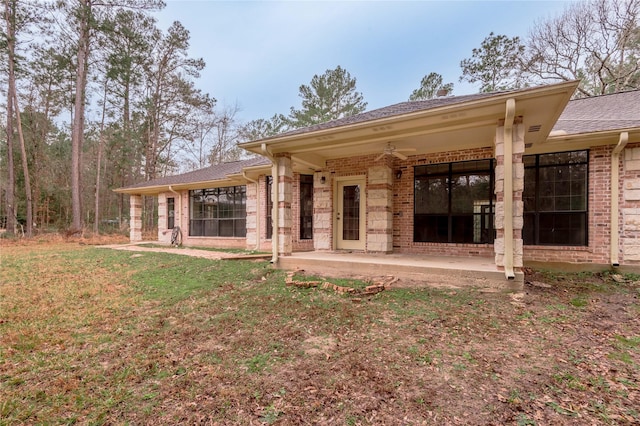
[1,241,639,424]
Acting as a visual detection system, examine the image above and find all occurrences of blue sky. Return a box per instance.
[154,0,575,123]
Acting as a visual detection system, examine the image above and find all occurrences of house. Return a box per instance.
[115,81,640,283]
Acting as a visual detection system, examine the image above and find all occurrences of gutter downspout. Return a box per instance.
[503,99,516,280]
[261,143,278,264]
[243,171,261,251]
[611,132,629,267]
[168,185,181,229]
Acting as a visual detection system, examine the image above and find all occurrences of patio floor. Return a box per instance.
[277,251,524,291]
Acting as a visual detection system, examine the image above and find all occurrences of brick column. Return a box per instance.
[129,194,143,242]
[276,154,293,256]
[313,172,332,250]
[245,181,258,250]
[494,121,525,270]
[367,165,393,253]
[622,145,640,262]
[157,193,169,244]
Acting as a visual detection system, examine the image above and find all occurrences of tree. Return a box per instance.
[141,20,214,180]
[524,0,640,96]
[179,103,245,171]
[287,66,367,128]
[460,32,527,93]
[4,0,37,236]
[3,0,18,236]
[239,114,289,142]
[204,104,242,166]
[53,0,164,232]
[95,9,157,229]
[409,72,454,100]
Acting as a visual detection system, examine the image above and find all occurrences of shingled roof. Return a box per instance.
[260,92,500,140]
[119,157,269,191]
[120,87,640,194]
[553,90,640,135]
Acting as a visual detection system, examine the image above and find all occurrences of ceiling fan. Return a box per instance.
[375,142,416,161]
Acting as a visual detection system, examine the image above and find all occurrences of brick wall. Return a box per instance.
[252,172,315,253]
[325,149,497,256]
[523,144,612,265]
[391,147,496,257]
[314,171,333,250]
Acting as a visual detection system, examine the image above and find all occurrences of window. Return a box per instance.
[300,175,313,239]
[523,150,588,246]
[167,197,175,229]
[189,186,246,237]
[414,159,494,244]
[266,176,273,239]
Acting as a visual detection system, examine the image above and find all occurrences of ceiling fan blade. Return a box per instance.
[393,151,408,160]
[375,152,386,161]
[397,148,417,152]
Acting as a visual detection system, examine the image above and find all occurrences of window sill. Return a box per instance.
[524,245,590,251]
[412,242,493,248]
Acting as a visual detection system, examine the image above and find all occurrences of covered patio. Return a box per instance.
[277,251,522,290]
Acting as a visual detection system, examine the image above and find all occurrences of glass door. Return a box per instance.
[336,178,366,250]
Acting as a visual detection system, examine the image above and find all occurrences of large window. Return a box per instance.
[523,150,588,246]
[300,175,313,239]
[167,197,175,229]
[414,159,494,244]
[266,176,273,239]
[189,186,246,237]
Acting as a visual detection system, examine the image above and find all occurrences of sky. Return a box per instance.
[153,0,576,124]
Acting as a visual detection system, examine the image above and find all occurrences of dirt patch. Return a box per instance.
[99,243,242,260]
[0,231,128,248]
[302,336,338,357]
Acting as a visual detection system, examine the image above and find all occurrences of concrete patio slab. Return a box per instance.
[277,251,524,291]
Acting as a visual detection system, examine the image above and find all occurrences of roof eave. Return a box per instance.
[533,127,640,154]
[114,164,272,195]
[239,81,580,155]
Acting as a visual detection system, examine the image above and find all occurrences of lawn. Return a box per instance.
[1,240,639,425]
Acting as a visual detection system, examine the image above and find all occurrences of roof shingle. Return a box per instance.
[553,90,640,134]
[120,157,269,191]
[259,92,501,140]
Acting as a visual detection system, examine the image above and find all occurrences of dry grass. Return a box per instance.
[1,242,639,425]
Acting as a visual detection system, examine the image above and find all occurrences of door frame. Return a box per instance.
[334,176,366,251]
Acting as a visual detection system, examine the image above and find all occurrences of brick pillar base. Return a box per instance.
[129,194,143,242]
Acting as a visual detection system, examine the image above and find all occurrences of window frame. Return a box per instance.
[523,150,589,246]
[413,159,495,244]
[265,176,273,240]
[167,197,175,230]
[189,186,247,238]
[299,174,313,240]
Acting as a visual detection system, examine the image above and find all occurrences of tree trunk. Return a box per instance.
[71,0,91,232]
[4,0,16,236]
[93,78,108,234]
[13,92,33,237]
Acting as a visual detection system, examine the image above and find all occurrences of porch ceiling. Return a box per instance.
[242,81,579,172]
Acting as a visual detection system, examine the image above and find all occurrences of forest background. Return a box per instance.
[1,0,638,237]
